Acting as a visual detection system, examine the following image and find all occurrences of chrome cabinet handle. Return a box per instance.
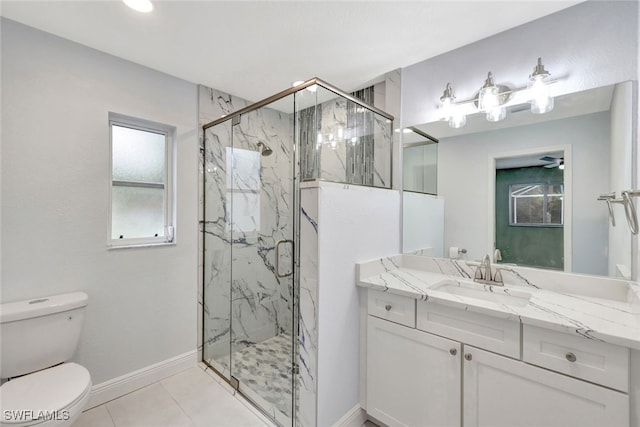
[384,304,392,311]
[464,353,472,361]
[449,348,457,356]
[565,352,577,363]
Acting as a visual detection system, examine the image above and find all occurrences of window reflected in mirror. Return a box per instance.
[509,183,564,226]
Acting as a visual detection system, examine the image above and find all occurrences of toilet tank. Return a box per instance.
[0,292,88,379]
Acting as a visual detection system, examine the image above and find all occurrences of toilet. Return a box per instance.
[0,293,92,427]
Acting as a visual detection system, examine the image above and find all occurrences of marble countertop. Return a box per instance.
[357,254,640,351]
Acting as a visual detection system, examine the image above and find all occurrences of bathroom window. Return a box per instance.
[108,113,175,247]
[509,183,564,226]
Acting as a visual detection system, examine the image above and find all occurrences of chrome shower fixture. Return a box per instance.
[257,141,273,156]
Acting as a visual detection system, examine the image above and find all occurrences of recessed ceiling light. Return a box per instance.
[123,0,153,13]
[292,81,305,87]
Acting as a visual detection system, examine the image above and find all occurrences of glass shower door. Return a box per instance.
[228,102,296,424]
[202,119,233,379]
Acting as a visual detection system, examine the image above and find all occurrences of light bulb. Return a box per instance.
[441,97,453,120]
[478,86,500,112]
[478,72,501,112]
[529,57,554,114]
[123,0,153,13]
[530,78,554,114]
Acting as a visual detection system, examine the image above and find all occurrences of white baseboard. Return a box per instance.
[332,404,367,427]
[86,350,198,409]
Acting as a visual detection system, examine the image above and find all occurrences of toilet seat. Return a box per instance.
[0,363,91,426]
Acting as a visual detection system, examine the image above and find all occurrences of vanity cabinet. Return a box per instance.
[364,290,630,427]
[463,345,629,427]
[367,315,461,427]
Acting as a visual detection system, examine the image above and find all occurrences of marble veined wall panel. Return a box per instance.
[298,186,319,427]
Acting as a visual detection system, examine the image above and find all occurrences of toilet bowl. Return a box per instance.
[1,363,92,427]
[0,293,92,427]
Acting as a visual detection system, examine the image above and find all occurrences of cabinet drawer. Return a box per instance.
[523,324,629,392]
[368,290,416,328]
[416,302,520,358]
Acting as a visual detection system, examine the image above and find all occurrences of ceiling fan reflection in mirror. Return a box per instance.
[540,155,564,169]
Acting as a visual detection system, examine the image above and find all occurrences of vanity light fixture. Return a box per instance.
[123,0,153,13]
[439,58,555,128]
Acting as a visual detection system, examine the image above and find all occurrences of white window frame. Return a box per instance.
[108,112,176,248]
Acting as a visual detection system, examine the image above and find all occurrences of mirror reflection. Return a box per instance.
[403,129,438,195]
[404,81,635,279]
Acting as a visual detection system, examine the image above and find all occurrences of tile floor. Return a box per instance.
[73,365,273,427]
[74,364,379,427]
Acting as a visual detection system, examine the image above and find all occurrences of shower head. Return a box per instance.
[257,141,273,157]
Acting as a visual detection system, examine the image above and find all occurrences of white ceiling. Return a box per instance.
[0,0,583,103]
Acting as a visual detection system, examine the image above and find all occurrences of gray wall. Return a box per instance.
[1,19,199,384]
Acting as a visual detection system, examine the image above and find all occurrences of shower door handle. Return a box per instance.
[275,239,294,278]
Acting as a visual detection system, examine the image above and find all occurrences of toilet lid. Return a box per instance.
[0,363,91,425]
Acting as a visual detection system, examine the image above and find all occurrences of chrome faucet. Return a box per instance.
[469,254,506,286]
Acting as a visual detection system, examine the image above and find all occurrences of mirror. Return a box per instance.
[404,81,635,279]
[403,128,438,194]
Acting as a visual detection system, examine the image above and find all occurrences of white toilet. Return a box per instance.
[0,292,92,427]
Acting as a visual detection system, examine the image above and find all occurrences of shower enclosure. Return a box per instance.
[201,79,392,425]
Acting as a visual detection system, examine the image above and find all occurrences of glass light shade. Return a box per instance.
[449,113,467,129]
[530,79,554,114]
[440,83,455,120]
[478,85,500,112]
[486,107,506,122]
[441,97,453,120]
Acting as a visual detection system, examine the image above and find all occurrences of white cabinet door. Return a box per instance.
[367,315,461,427]
[463,345,629,427]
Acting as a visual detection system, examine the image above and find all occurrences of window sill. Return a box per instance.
[107,241,176,250]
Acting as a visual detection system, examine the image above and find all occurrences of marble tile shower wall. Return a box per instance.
[199,85,293,366]
[315,92,392,188]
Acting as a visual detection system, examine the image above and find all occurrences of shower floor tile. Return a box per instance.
[233,334,293,418]
[211,334,293,421]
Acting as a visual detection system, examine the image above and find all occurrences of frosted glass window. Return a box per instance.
[112,126,165,183]
[112,186,164,239]
[109,113,175,247]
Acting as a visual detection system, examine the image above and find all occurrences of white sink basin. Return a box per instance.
[431,280,532,307]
